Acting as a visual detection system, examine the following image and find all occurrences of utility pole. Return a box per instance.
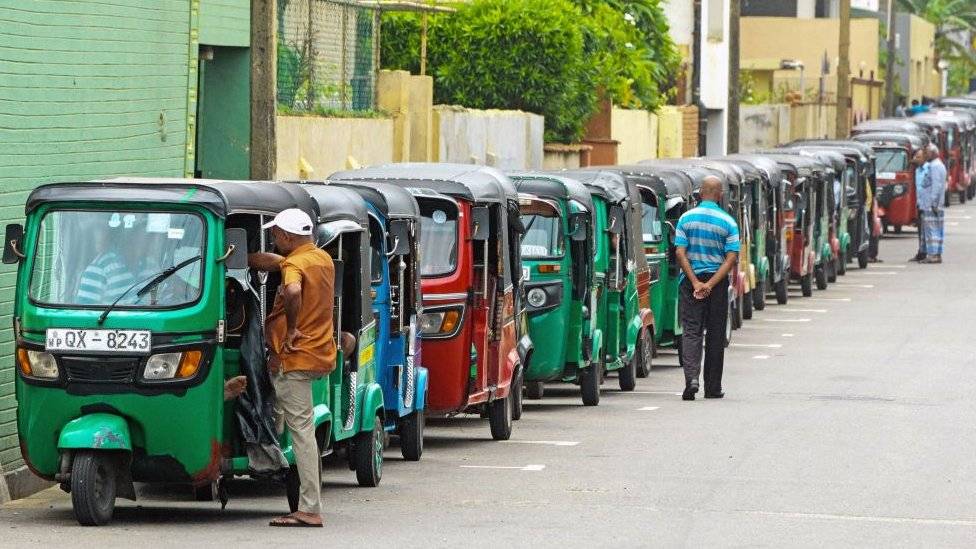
[251,0,277,180]
[727,0,740,154]
[883,0,897,116]
[836,0,851,137]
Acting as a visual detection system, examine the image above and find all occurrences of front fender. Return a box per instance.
[58,413,131,451]
[414,366,429,412]
[757,256,770,282]
[360,383,385,432]
[517,334,534,369]
[627,311,651,361]
[839,232,851,255]
[590,329,603,364]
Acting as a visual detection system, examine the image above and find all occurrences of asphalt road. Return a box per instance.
[4,204,976,548]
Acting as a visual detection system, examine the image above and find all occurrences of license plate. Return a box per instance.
[45,329,151,354]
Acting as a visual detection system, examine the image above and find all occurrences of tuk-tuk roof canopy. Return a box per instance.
[852,119,929,136]
[636,159,722,191]
[912,112,967,133]
[723,154,784,185]
[507,171,595,212]
[328,163,517,204]
[616,165,695,199]
[326,179,421,220]
[754,152,827,180]
[26,178,317,218]
[554,169,630,203]
[784,140,876,163]
[297,183,369,225]
[777,147,848,173]
[851,131,929,150]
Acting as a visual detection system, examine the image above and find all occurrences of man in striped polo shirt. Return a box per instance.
[674,176,740,401]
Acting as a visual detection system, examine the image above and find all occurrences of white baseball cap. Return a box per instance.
[262,208,314,236]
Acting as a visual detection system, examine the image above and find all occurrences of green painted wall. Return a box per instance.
[197,47,251,179]
[200,0,251,47]
[0,1,199,472]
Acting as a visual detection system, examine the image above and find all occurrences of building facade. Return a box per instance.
[0,0,251,497]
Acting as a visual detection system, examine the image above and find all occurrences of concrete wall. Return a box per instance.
[742,16,880,97]
[377,70,433,162]
[663,0,694,46]
[611,107,659,163]
[276,115,395,179]
[739,103,837,152]
[433,106,544,170]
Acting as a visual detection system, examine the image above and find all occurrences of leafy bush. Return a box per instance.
[379,0,681,142]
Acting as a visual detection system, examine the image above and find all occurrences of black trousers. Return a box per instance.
[679,275,729,395]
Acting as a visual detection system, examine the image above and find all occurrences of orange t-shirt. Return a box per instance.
[265,243,337,374]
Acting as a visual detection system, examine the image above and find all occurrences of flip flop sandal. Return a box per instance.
[269,514,323,528]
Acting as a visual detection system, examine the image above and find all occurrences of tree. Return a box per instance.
[898,0,976,93]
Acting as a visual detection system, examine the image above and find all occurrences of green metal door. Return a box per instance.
[195,46,251,179]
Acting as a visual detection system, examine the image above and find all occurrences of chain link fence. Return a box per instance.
[277,0,379,114]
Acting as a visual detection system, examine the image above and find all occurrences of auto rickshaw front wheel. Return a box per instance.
[511,366,524,421]
[774,279,789,304]
[800,273,813,297]
[353,416,384,487]
[635,330,653,378]
[488,392,513,440]
[857,249,869,269]
[815,266,828,290]
[525,381,545,399]
[742,290,753,320]
[753,280,766,311]
[618,351,637,392]
[70,450,119,526]
[580,362,601,406]
[827,259,838,283]
[398,410,424,462]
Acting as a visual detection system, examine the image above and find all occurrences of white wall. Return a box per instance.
[700,0,730,154]
[663,0,694,46]
[433,106,544,170]
[706,109,727,156]
[797,0,816,18]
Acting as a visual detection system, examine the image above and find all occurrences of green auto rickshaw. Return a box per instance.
[508,172,600,403]
[559,170,654,399]
[6,178,385,526]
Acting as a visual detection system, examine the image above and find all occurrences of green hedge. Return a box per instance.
[380,0,680,142]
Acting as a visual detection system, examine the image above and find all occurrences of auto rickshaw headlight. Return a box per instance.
[892,184,906,196]
[418,308,462,338]
[144,353,182,380]
[527,288,547,308]
[17,349,59,378]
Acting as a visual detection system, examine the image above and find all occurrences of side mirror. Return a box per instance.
[387,219,411,256]
[607,206,625,235]
[471,206,490,241]
[222,228,248,270]
[3,224,24,265]
[569,213,588,241]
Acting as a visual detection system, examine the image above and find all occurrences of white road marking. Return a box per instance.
[762,318,812,323]
[626,391,684,396]
[637,406,660,411]
[738,508,976,527]
[781,333,794,337]
[849,271,899,275]
[806,297,852,302]
[943,215,971,220]
[772,308,827,313]
[730,343,783,349]
[869,264,905,268]
[753,355,770,359]
[833,283,875,288]
[504,440,580,447]
[947,222,960,226]
[461,464,546,471]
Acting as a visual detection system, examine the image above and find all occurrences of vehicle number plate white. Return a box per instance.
[45,329,151,354]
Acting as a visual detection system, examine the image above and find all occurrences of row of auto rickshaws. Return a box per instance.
[10,98,976,525]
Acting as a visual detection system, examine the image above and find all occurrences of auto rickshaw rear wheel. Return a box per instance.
[742,290,753,320]
[837,254,847,276]
[827,259,838,283]
[398,410,424,462]
[488,392,513,440]
[730,296,742,330]
[354,416,384,487]
[580,362,601,406]
[753,280,767,311]
[774,279,788,304]
[525,381,545,399]
[857,249,869,269]
[511,366,524,421]
[618,350,637,391]
[815,266,828,290]
[893,224,902,234]
[70,450,118,526]
[635,330,652,378]
[959,190,967,204]
[800,273,813,297]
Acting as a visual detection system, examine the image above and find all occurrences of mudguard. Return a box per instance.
[638,308,654,330]
[517,334,534,369]
[839,232,851,256]
[757,256,770,284]
[58,413,131,451]
[821,243,833,263]
[312,403,333,429]
[589,329,603,365]
[627,312,650,361]
[414,366,429,411]
[360,383,385,432]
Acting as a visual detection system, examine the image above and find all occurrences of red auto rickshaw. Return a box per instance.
[328,163,532,440]
[761,154,819,296]
[851,132,928,233]
[913,112,970,204]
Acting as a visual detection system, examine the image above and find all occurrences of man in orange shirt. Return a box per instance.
[249,208,336,528]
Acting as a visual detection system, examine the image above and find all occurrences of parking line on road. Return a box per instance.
[781,333,794,337]
[868,264,906,269]
[461,464,546,471]
[637,406,660,411]
[753,355,770,359]
[740,509,976,527]
[504,440,580,447]
[762,318,812,322]
[850,271,899,275]
[731,343,783,349]
[806,297,852,302]
[627,391,684,396]
[772,308,827,313]
[833,283,875,288]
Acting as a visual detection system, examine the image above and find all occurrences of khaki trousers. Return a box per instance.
[273,370,322,515]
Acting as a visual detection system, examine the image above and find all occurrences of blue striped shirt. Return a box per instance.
[76,252,136,305]
[674,201,739,280]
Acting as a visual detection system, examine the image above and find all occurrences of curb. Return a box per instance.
[0,462,9,503]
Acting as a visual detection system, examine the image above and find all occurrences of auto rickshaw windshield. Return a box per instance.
[417,198,459,277]
[641,202,664,243]
[875,148,909,173]
[29,209,205,307]
[520,199,563,258]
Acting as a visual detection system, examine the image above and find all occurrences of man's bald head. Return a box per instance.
[700,176,724,202]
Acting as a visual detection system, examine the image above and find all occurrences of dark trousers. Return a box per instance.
[679,275,729,394]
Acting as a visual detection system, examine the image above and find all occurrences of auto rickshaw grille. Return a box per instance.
[61,356,140,383]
